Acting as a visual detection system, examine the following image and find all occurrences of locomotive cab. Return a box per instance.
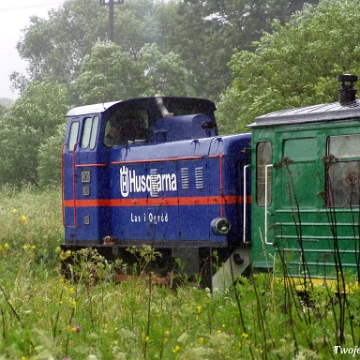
[61,96,252,289]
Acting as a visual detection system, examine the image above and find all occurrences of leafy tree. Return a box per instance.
[156,0,319,101]
[14,0,157,102]
[137,44,194,97]
[75,43,142,104]
[0,78,68,186]
[0,98,14,109]
[15,0,107,96]
[216,0,360,133]
[14,0,317,105]
[0,104,8,118]
[37,123,66,187]
[76,43,194,104]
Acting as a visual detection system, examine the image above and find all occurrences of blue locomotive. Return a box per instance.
[61,96,252,287]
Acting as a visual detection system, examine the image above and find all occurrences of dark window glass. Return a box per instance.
[81,117,92,148]
[89,116,99,150]
[327,135,360,207]
[68,122,79,152]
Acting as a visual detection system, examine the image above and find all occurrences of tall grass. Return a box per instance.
[0,187,358,359]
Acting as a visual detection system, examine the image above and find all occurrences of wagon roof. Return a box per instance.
[247,100,360,128]
[66,97,216,117]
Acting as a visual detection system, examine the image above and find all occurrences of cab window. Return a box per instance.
[89,116,99,150]
[104,111,148,146]
[81,116,99,150]
[81,117,92,148]
[68,122,80,152]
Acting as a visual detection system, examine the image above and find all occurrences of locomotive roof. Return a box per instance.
[248,100,360,128]
[66,101,119,116]
[66,97,216,117]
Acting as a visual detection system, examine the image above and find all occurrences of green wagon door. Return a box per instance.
[276,134,360,281]
[275,137,321,279]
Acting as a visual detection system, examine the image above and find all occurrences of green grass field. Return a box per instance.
[0,186,358,359]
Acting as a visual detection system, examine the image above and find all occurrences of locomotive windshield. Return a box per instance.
[104,109,148,146]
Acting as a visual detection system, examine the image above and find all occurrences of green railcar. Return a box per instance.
[248,75,360,283]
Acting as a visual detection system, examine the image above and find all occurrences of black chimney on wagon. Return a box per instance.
[338,73,358,105]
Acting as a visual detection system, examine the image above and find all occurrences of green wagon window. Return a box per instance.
[283,138,317,161]
[327,134,360,207]
[256,141,272,206]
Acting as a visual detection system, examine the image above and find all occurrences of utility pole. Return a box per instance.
[100,0,124,42]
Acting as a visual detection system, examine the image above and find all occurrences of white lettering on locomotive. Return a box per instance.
[120,166,177,198]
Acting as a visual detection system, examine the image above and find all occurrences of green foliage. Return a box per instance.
[14,0,315,104]
[76,42,142,104]
[16,0,108,97]
[0,98,13,109]
[37,123,66,187]
[76,42,195,104]
[0,187,358,359]
[0,186,62,270]
[0,78,69,187]
[137,44,194,97]
[218,0,360,132]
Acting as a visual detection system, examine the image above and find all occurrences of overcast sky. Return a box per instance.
[0,1,65,100]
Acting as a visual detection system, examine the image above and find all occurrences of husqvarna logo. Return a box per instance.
[120,166,177,198]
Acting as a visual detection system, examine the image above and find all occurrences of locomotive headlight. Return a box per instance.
[211,217,231,236]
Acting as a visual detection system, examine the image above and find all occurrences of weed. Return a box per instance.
[0,186,358,359]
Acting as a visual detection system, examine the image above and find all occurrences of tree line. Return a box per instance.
[2,0,358,187]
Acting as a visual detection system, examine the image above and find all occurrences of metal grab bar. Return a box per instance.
[61,143,67,228]
[243,164,251,243]
[62,142,79,229]
[71,142,79,228]
[264,164,273,245]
